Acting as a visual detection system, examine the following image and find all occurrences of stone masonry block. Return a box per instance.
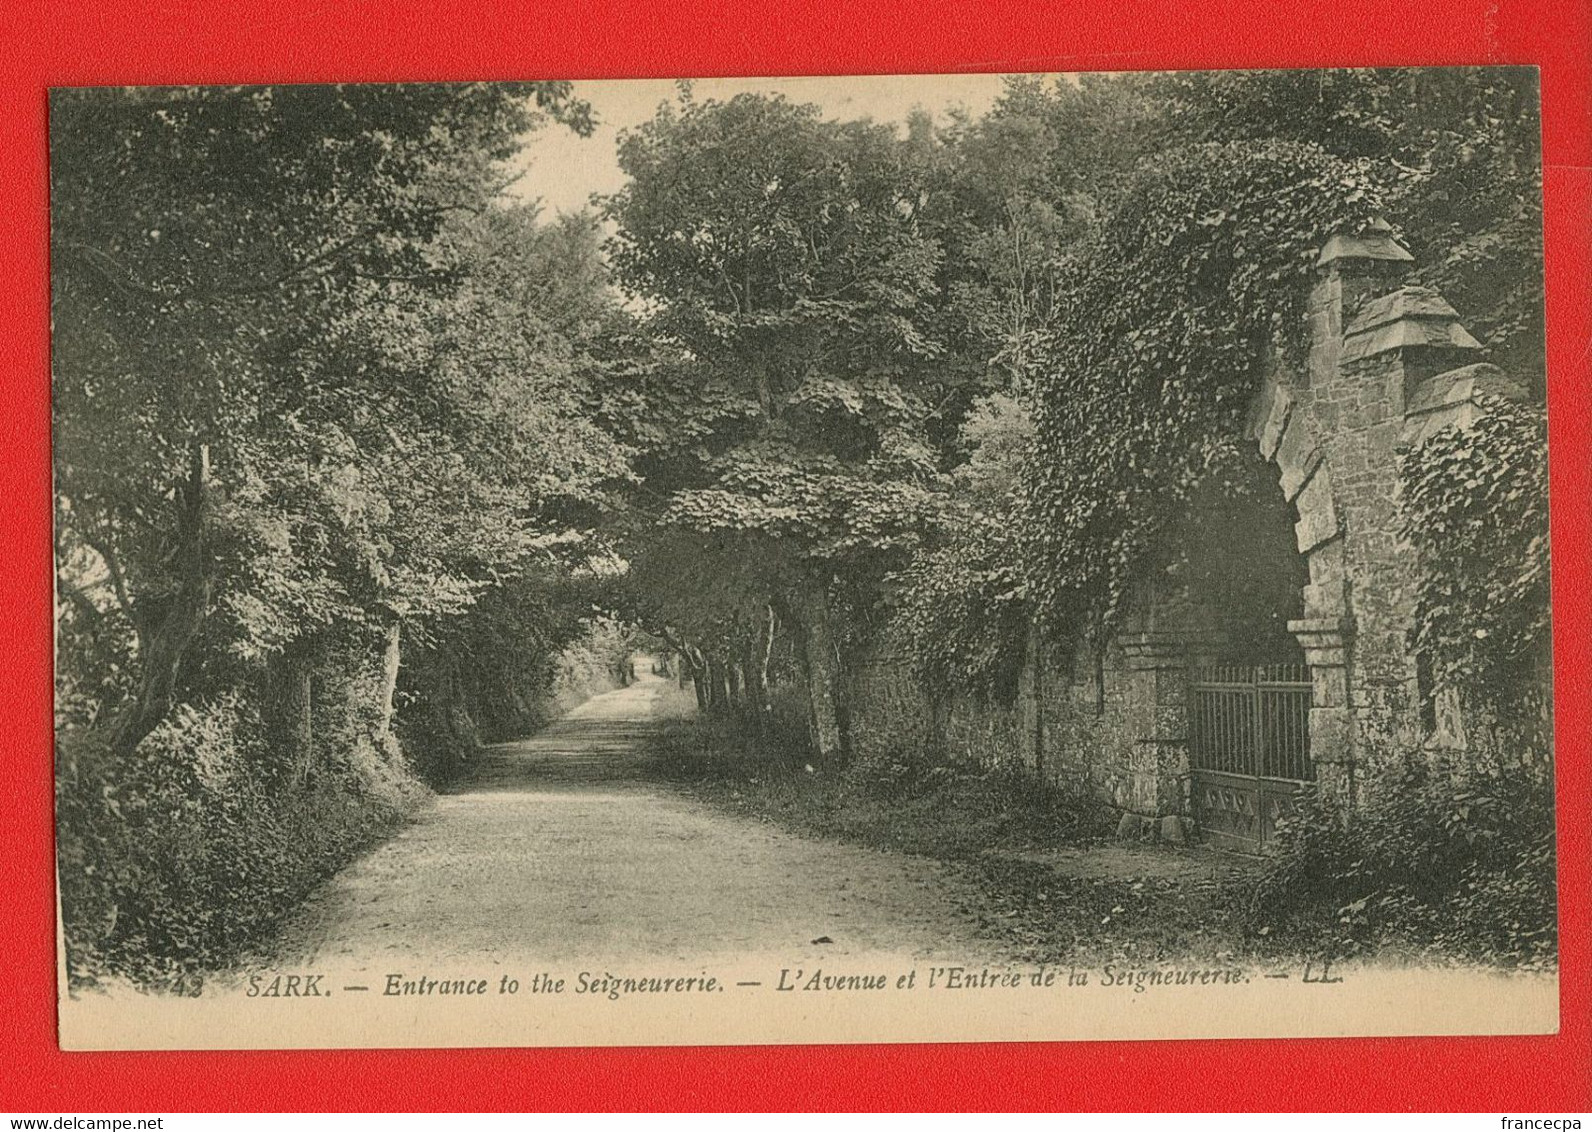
[1259,385,1294,460]
[1293,471,1341,554]
[1302,577,1346,621]
[1307,537,1346,586]
[1246,379,1279,444]
[1275,417,1325,501]
[1290,617,1351,668]
[1309,706,1355,767]
[1312,665,1348,709]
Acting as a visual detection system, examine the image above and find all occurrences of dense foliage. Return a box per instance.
[56,697,416,989]
[52,84,630,987]
[1020,140,1379,634]
[1151,67,1545,385]
[1244,766,1556,967]
[1399,400,1553,752]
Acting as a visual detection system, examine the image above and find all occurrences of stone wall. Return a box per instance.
[846,629,1192,829]
[844,654,934,764]
[1039,637,1175,818]
[839,218,1536,840]
[844,653,1030,773]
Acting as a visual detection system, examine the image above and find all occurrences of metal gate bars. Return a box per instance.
[1188,663,1313,851]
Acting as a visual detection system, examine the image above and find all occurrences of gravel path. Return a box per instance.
[263,671,1007,974]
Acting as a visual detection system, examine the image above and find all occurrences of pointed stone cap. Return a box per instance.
[1405,362,1525,416]
[1341,285,1484,364]
[1316,217,1415,269]
[1402,362,1530,446]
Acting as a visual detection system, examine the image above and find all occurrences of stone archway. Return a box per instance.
[1246,373,1356,804]
[1114,371,1356,849]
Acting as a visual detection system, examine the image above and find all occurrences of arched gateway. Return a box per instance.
[1179,442,1318,850]
[1157,220,1521,850]
[1179,355,1361,849]
[846,219,1529,852]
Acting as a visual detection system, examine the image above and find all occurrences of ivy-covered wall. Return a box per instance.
[845,654,1032,774]
[844,217,1541,838]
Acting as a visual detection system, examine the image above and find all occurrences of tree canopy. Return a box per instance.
[53,72,1551,986]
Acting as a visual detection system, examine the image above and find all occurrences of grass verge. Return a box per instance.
[641,717,1557,971]
[642,717,1275,967]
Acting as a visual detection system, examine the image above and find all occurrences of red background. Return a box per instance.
[3,0,1589,1112]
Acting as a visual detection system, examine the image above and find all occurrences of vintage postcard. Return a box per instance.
[51,69,1557,1050]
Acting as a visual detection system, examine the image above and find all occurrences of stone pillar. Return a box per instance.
[1289,616,1355,808]
[1117,630,1197,823]
[1336,282,1488,790]
[1301,222,1419,800]
[1307,219,1414,389]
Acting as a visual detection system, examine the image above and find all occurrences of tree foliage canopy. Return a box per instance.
[52,83,619,745]
[52,72,1554,984]
[601,92,955,669]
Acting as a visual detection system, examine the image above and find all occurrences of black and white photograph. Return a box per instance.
[50,69,1557,1049]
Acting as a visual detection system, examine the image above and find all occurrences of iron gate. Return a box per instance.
[1188,663,1313,851]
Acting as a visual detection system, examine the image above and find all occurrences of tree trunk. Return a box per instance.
[289,663,313,788]
[751,358,775,422]
[760,604,777,690]
[110,442,212,757]
[427,659,455,766]
[376,618,402,744]
[444,655,480,754]
[745,606,775,737]
[740,641,763,729]
[1027,620,1045,775]
[686,646,711,713]
[706,655,730,716]
[801,588,843,764]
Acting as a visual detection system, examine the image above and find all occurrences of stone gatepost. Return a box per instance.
[1116,630,1197,829]
[1289,616,1356,807]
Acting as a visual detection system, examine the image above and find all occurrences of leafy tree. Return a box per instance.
[51,83,604,760]
[1147,67,1545,386]
[918,74,1158,402]
[602,92,949,759]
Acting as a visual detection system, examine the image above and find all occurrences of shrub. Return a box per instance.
[1241,759,1556,967]
[56,693,426,991]
[652,711,1107,862]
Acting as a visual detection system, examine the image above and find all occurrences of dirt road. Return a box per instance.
[263,671,1007,974]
